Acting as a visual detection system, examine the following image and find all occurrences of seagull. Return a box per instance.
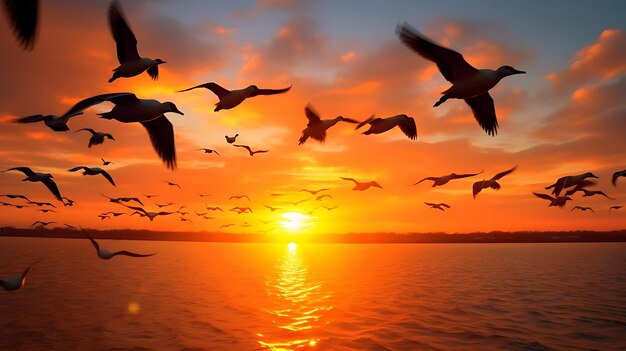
[225,134,238,144]
[3,167,62,201]
[424,202,451,211]
[155,202,174,208]
[108,0,165,82]
[396,23,525,136]
[315,194,333,201]
[195,211,208,217]
[0,194,30,202]
[200,215,214,220]
[125,205,174,221]
[414,171,482,188]
[205,206,224,211]
[101,194,144,206]
[199,193,211,198]
[143,194,157,198]
[356,114,417,140]
[546,172,598,196]
[82,229,155,259]
[102,212,126,217]
[163,181,181,189]
[68,166,116,187]
[27,200,55,207]
[198,148,220,156]
[37,208,55,213]
[0,202,27,209]
[300,188,329,195]
[233,144,269,156]
[178,82,291,112]
[14,93,131,132]
[76,128,115,148]
[260,220,275,224]
[0,261,38,291]
[264,205,281,212]
[230,207,253,214]
[571,206,595,213]
[472,166,517,198]
[612,170,626,186]
[179,217,193,223]
[98,214,110,220]
[322,205,338,211]
[31,221,54,227]
[533,192,573,207]
[219,224,234,228]
[563,180,597,196]
[340,177,383,191]
[567,188,614,200]
[101,157,114,166]
[97,93,183,169]
[609,205,622,212]
[62,197,75,206]
[230,195,250,201]
[285,199,308,206]
[299,105,359,144]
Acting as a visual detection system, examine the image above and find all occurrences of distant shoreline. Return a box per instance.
[1,227,625,244]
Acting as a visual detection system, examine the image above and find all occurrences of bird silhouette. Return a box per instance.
[225,134,239,144]
[571,206,595,213]
[178,82,291,111]
[612,170,626,186]
[76,128,115,148]
[68,166,116,187]
[1,0,38,50]
[472,166,516,198]
[101,194,143,206]
[82,229,155,259]
[3,167,62,201]
[0,261,39,291]
[299,104,359,144]
[414,171,482,188]
[198,148,220,156]
[533,192,573,207]
[101,157,114,166]
[340,177,383,191]
[424,202,451,211]
[356,114,417,140]
[546,172,598,196]
[233,144,269,156]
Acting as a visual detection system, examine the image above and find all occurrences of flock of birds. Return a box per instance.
[0,1,624,291]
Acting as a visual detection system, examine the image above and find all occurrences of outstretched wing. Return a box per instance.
[76,128,96,135]
[355,115,376,130]
[413,177,436,185]
[111,250,156,258]
[178,82,230,99]
[15,114,45,123]
[398,115,417,140]
[141,116,176,170]
[81,228,101,252]
[472,180,485,199]
[68,166,87,172]
[41,177,63,201]
[2,0,38,50]
[100,170,116,187]
[492,166,517,181]
[253,85,292,96]
[533,192,554,201]
[63,93,135,118]
[452,171,482,179]
[147,65,159,80]
[4,167,35,175]
[464,93,498,136]
[108,0,140,64]
[304,104,321,126]
[233,144,252,153]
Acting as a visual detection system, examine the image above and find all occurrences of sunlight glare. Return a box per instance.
[280,212,309,231]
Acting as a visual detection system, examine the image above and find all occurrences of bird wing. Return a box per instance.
[63,93,134,119]
[4,167,35,175]
[251,150,269,155]
[355,115,376,130]
[413,177,436,185]
[123,205,148,216]
[131,198,144,206]
[100,170,116,187]
[571,206,581,211]
[472,180,485,198]
[76,128,96,135]
[396,23,478,82]
[41,177,63,201]
[106,93,140,106]
[424,202,436,207]
[304,105,321,126]
[233,144,252,153]
[440,203,451,208]
[612,171,624,186]
[398,116,417,140]
[112,250,156,258]
[253,85,292,96]
[15,114,45,123]
[2,0,38,50]
[141,116,176,170]
[533,192,555,201]
[452,171,482,179]
[147,65,159,80]
[340,117,360,124]
[214,150,220,156]
[68,166,87,172]
[464,93,498,136]
[492,166,517,181]
[178,82,230,99]
[81,229,101,252]
[340,177,358,184]
[108,0,140,64]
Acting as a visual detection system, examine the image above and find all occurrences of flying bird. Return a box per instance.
[414,171,482,188]
[108,0,165,82]
[316,194,333,201]
[0,194,30,202]
[178,82,291,112]
[533,192,573,207]
[3,167,62,201]
[219,224,234,228]
[285,199,308,206]
[143,194,157,199]
[101,195,143,206]
[27,200,55,207]
[612,170,626,186]
[299,104,359,144]
[322,205,338,211]
[31,221,54,227]
[0,202,27,209]
[230,195,250,201]
[163,181,181,189]
[62,197,75,206]
[571,206,595,213]
[225,134,239,144]
[76,128,115,148]
[199,193,211,198]
[300,188,329,195]
[155,202,174,208]
[1,0,38,50]
[98,214,110,220]
[101,157,114,166]
[198,148,220,156]
[340,177,383,191]
[0,261,38,291]
[396,23,526,136]
[125,205,174,221]
[263,205,281,212]
[230,207,253,214]
[356,114,417,140]
[37,208,55,213]
[102,212,126,217]
[82,229,155,259]
[68,166,116,187]
[472,166,517,198]
[424,202,451,211]
[179,217,193,223]
[546,172,598,196]
[566,188,614,200]
[233,144,269,156]
[205,206,224,212]
[609,205,622,212]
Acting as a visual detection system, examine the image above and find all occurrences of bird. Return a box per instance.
[546,173,599,196]
[155,202,174,208]
[571,206,595,213]
[300,188,329,195]
[125,205,174,221]
[396,23,525,136]
[98,214,110,220]
[101,157,114,166]
[82,229,155,259]
[163,181,181,189]
[62,197,75,206]
[322,205,338,211]
[199,193,211,198]
[108,0,165,82]
[356,114,417,140]
[198,148,220,156]
[299,105,359,144]
[285,199,308,206]
[1,0,37,50]
[0,202,28,209]
[31,221,54,227]
[612,170,626,186]
[225,134,239,144]
[102,212,126,217]
[230,207,253,214]
[37,208,55,213]
[101,194,144,206]
[0,194,30,202]
[68,166,116,187]
[177,82,291,112]
[424,202,451,211]
[316,194,333,201]
[3,167,62,201]
[14,93,131,132]
[340,177,383,191]
[97,93,183,169]
[260,220,275,224]
[195,211,208,217]
[0,261,38,291]
[205,206,224,212]
[230,195,250,201]
[533,192,573,207]
[179,217,193,223]
[143,194,157,198]
[219,224,235,228]
[414,171,483,188]
[563,180,597,196]
[76,128,115,148]
[609,205,622,212]
[233,144,269,156]
[200,215,214,220]
[567,188,614,200]
[264,205,281,212]
[472,166,517,198]
[27,200,55,207]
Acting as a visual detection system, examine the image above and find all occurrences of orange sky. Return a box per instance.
[0,1,624,235]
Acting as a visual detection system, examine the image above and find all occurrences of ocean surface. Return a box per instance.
[0,238,625,351]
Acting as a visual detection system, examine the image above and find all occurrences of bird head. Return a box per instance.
[496,65,526,77]
[46,173,53,178]
[106,134,115,140]
[164,102,184,115]
[585,172,599,178]
[154,58,166,65]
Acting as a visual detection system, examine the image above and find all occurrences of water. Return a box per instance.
[0,238,625,350]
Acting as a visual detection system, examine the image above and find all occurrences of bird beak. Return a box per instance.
[512,69,526,75]
[111,137,116,141]
[174,108,184,115]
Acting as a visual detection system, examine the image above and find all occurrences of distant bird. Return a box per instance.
[37,208,55,213]
[233,144,269,156]
[155,202,174,208]
[571,206,595,213]
[264,205,281,212]
[176,206,188,216]
[609,205,623,212]
[143,194,157,199]
[533,192,573,207]
[271,193,284,197]
[195,211,208,217]
[76,128,115,148]
[563,180,597,196]
[102,212,126,217]
[108,0,165,82]
[241,223,252,228]
[414,171,482,188]
[260,220,275,224]
[3,167,62,201]
[356,114,417,140]
[316,194,333,201]
[340,177,383,191]
[205,206,224,212]
[98,214,110,220]
[125,205,174,221]
[62,197,75,206]
[163,181,181,189]
[230,195,250,201]
[1,0,38,50]
[14,93,131,132]
[0,202,27,209]
[179,217,193,223]
[101,157,114,166]
[299,105,359,144]
[472,166,516,198]
[219,224,234,228]
[322,205,338,211]
[198,148,220,156]
[230,207,253,214]
[178,82,291,112]
[285,199,307,206]
[300,188,329,195]
[546,172,598,196]
[225,134,239,144]
[612,170,626,186]
[98,93,184,169]
[396,23,525,136]
[68,166,116,187]
[200,215,214,220]
[27,200,55,207]
[64,224,78,230]
[0,261,38,291]
[424,202,451,211]
[0,194,30,202]
[101,195,143,206]
[199,193,211,198]
[566,188,614,200]
[82,229,155,259]
[31,221,54,227]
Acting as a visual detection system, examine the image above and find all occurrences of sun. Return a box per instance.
[280,212,308,231]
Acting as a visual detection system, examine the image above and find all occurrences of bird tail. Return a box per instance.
[490,181,501,190]
[298,135,307,145]
[433,96,448,107]
[108,72,120,83]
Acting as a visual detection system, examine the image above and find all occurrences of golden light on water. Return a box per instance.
[127,302,140,314]
[288,242,297,251]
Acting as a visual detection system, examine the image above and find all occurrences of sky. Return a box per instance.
[0,0,625,235]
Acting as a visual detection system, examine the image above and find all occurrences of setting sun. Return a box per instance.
[280,212,310,231]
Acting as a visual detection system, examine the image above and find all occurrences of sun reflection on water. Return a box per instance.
[257,243,333,350]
